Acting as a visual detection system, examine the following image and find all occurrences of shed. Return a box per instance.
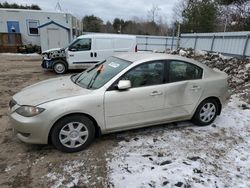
[38,20,70,52]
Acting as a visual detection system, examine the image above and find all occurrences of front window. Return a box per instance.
[121,61,165,88]
[69,38,91,51]
[72,57,131,89]
[27,20,39,35]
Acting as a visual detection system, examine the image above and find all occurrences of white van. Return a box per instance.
[41,34,137,74]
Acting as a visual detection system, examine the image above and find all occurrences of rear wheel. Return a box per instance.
[192,99,218,126]
[51,115,95,153]
[53,60,67,74]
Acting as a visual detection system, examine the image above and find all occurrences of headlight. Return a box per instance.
[9,99,17,109]
[15,106,45,117]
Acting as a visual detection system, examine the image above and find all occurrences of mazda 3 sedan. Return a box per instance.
[9,53,228,152]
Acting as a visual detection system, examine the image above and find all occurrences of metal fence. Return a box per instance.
[136,35,177,51]
[180,31,250,57]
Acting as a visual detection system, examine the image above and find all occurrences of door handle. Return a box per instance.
[90,52,93,57]
[69,54,74,57]
[191,85,201,90]
[94,52,97,57]
[150,91,163,96]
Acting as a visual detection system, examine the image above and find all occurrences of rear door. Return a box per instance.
[163,60,204,117]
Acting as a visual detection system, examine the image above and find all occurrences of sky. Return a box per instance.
[0,0,179,23]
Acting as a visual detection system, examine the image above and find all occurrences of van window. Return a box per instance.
[95,38,113,50]
[69,38,91,51]
[114,39,132,49]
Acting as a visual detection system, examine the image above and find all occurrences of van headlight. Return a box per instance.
[16,106,45,117]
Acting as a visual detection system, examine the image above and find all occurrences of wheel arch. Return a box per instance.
[197,96,222,115]
[52,57,69,68]
[48,112,101,144]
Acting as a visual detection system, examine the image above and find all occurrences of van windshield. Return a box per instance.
[71,57,131,89]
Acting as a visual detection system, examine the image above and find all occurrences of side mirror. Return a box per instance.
[117,80,131,90]
[69,47,77,52]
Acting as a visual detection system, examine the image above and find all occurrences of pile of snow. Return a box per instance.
[108,95,250,187]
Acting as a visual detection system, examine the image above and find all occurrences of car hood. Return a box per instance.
[42,48,63,54]
[13,76,91,106]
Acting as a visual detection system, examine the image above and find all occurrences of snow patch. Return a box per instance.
[108,96,250,187]
[0,53,40,56]
[46,160,89,188]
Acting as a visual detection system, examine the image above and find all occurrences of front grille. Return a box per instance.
[9,99,17,109]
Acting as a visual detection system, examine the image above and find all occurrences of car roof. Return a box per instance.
[113,52,207,68]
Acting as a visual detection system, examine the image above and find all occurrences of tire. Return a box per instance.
[192,99,218,126]
[53,60,67,74]
[51,115,95,153]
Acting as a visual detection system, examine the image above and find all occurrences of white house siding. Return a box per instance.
[0,8,81,46]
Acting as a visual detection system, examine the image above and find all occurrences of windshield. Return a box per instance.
[72,57,131,89]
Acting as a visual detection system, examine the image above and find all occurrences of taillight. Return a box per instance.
[135,45,138,52]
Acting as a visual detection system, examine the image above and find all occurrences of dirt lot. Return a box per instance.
[0,54,249,188]
[0,54,115,187]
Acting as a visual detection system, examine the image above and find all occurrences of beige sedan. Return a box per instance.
[9,53,228,152]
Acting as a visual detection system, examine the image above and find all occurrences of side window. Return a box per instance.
[27,20,39,35]
[169,61,202,82]
[70,38,91,51]
[122,61,164,88]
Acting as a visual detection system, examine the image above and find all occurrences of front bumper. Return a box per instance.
[9,111,50,144]
[41,59,53,69]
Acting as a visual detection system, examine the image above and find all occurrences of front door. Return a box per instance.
[7,21,20,33]
[67,38,96,68]
[104,61,166,130]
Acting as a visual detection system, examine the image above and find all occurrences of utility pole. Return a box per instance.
[176,22,181,48]
[55,0,62,12]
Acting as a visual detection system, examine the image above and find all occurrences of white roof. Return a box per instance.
[78,33,136,39]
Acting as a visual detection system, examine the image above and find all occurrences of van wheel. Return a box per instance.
[192,99,218,126]
[51,115,95,153]
[53,60,67,74]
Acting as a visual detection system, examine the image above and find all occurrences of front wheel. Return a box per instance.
[192,99,218,126]
[51,115,95,153]
[53,60,67,74]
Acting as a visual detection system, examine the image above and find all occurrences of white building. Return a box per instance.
[0,8,82,51]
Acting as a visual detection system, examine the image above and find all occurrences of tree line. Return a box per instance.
[0,0,249,34]
[82,0,249,35]
[0,1,41,10]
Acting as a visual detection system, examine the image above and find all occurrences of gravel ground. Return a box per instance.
[0,53,249,188]
[0,54,114,187]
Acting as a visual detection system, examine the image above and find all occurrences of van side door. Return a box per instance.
[93,37,114,62]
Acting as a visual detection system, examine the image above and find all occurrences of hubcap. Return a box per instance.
[59,122,88,148]
[199,103,216,123]
[55,63,65,73]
